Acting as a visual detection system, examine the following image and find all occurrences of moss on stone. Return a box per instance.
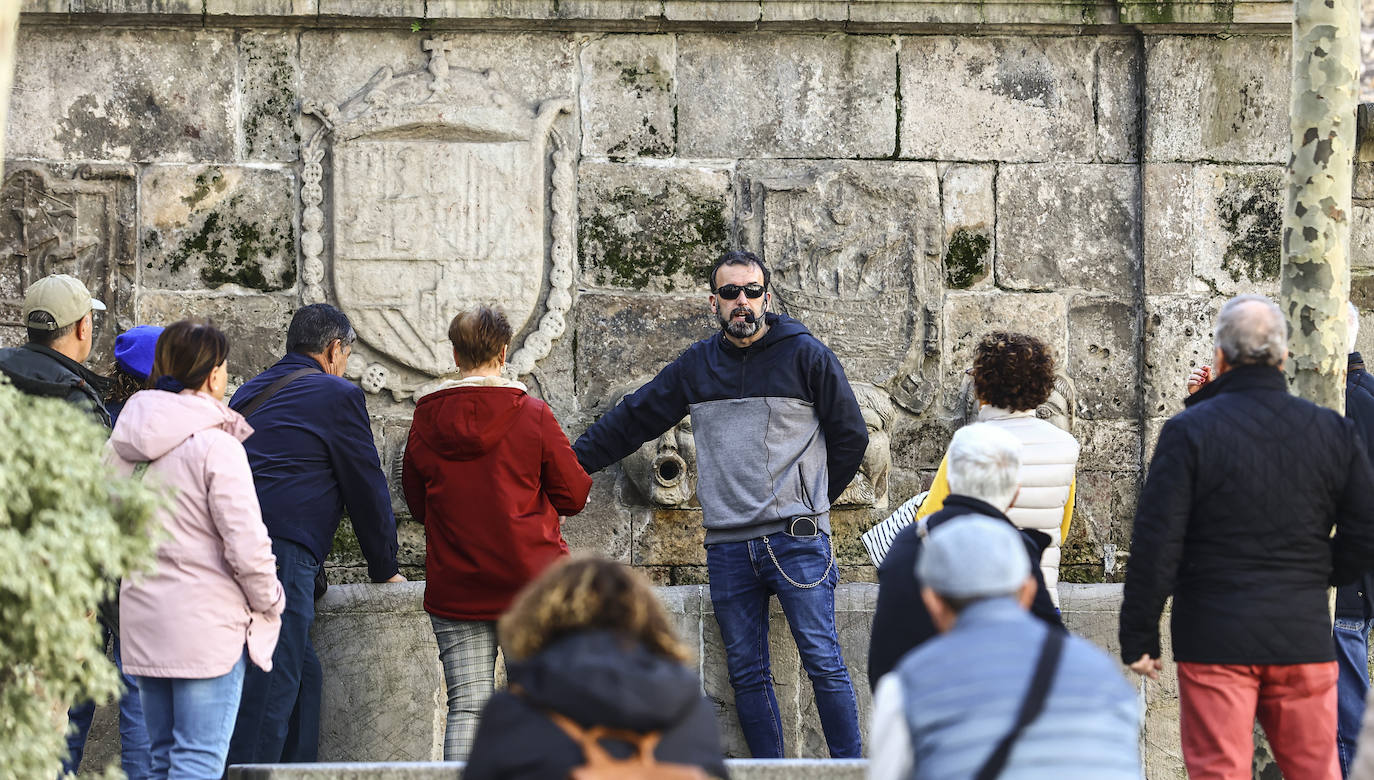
[1217,170,1282,284]
[181,169,227,209]
[161,193,295,292]
[579,185,728,291]
[944,229,990,289]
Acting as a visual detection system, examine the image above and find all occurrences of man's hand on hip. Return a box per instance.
[1129,654,1162,679]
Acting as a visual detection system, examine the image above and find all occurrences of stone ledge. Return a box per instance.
[229,759,869,779]
[20,0,1292,30]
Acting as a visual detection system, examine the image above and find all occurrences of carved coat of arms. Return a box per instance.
[300,40,575,398]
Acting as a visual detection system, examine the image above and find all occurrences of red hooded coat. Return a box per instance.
[402,378,592,620]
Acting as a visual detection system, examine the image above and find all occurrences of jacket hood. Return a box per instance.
[412,377,529,460]
[507,630,703,732]
[110,390,253,461]
[716,312,811,355]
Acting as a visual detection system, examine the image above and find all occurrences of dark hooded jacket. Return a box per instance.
[1337,352,1374,619]
[464,630,729,780]
[1120,364,1374,665]
[401,378,591,621]
[0,343,110,427]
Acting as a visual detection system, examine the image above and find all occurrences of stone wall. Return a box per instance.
[9,2,1366,588]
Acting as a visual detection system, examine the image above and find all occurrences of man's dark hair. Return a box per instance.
[707,250,770,291]
[972,331,1056,412]
[286,303,355,355]
[27,321,75,348]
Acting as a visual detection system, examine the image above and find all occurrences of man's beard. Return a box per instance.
[718,304,761,339]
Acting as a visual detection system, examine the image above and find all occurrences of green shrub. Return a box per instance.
[0,378,161,777]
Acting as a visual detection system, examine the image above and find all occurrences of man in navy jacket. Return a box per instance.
[226,303,403,766]
[575,251,868,758]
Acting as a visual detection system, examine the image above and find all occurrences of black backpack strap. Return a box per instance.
[973,627,1066,780]
[238,366,320,419]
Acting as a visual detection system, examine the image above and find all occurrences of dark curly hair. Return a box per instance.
[972,331,1057,412]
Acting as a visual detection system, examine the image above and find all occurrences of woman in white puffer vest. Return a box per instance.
[917,332,1079,607]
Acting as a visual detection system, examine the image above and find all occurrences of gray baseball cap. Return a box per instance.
[22,274,105,331]
[918,515,1030,600]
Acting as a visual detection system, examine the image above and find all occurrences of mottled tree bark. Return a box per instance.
[0,2,16,171]
[1281,0,1361,411]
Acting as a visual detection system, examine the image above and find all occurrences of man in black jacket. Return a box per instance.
[574,250,868,758]
[1120,294,1374,779]
[0,273,110,426]
[867,422,1063,689]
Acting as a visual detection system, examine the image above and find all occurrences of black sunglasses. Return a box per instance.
[714,283,766,300]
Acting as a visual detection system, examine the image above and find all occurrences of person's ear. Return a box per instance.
[77,312,92,341]
[1016,576,1037,609]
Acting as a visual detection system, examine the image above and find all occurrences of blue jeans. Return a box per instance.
[1335,616,1373,777]
[707,532,862,758]
[64,629,151,778]
[136,652,246,779]
[226,538,322,765]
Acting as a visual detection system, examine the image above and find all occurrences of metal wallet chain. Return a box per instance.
[761,532,834,589]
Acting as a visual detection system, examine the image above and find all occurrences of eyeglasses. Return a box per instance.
[714,283,766,300]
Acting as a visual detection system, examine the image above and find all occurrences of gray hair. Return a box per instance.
[1213,294,1286,368]
[1350,302,1361,354]
[945,423,1022,512]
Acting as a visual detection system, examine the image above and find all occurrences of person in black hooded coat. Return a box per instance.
[464,559,729,780]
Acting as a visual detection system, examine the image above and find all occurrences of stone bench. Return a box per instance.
[228,759,868,779]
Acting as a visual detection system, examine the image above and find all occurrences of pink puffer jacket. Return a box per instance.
[110,389,284,678]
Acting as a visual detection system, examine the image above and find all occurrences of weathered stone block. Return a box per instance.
[8,28,235,162]
[899,36,1102,162]
[1068,296,1140,420]
[301,31,576,114]
[664,0,760,21]
[135,291,293,384]
[1352,205,1374,271]
[1095,38,1142,163]
[995,164,1140,297]
[71,0,200,11]
[312,583,445,762]
[319,0,424,15]
[633,509,707,566]
[1143,295,1221,418]
[942,291,1068,389]
[1145,163,1284,296]
[558,0,661,19]
[677,35,896,158]
[563,472,633,562]
[573,292,714,411]
[1061,470,1138,583]
[761,0,849,21]
[941,164,995,290]
[1145,36,1289,163]
[206,0,317,13]
[580,35,675,158]
[426,0,556,17]
[738,160,943,391]
[140,165,297,293]
[578,161,731,293]
[1072,419,1141,471]
[240,33,300,162]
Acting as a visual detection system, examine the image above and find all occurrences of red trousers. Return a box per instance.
[1177,661,1339,780]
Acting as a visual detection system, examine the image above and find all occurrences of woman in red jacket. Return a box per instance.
[401,305,593,761]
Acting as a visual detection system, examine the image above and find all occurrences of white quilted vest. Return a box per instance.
[977,406,1080,606]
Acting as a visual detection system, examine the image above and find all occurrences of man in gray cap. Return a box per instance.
[868,516,1139,780]
[0,273,110,426]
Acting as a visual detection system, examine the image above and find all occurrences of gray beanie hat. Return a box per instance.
[918,515,1030,599]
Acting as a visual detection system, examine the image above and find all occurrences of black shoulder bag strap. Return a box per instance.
[973,627,1067,780]
[238,366,320,419]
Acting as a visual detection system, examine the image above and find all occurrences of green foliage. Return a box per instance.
[0,379,161,777]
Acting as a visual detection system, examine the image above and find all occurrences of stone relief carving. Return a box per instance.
[0,164,136,363]
[605,380,699,509]
[957,372,1077,434]
[300,39,575,400]
[835,382,894,510]
[738,162,942,415]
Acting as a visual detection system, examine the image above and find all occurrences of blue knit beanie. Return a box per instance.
[114,325,164,382]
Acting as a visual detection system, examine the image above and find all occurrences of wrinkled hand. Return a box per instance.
[1129,654,1162,680]
[1186,365,1212,395]
[384,573,407,583]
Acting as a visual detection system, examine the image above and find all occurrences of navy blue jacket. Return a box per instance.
[1338,352,1374,619]
[230,353,399,581]
[574,314,867,543]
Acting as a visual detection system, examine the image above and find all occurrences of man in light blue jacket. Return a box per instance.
[869,516,1140,779]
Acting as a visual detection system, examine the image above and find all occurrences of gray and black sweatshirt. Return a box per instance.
[574,314,868,544]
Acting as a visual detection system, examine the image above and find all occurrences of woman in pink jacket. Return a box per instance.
[109,320,284,779]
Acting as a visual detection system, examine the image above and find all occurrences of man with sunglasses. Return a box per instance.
[574,250,868,758]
